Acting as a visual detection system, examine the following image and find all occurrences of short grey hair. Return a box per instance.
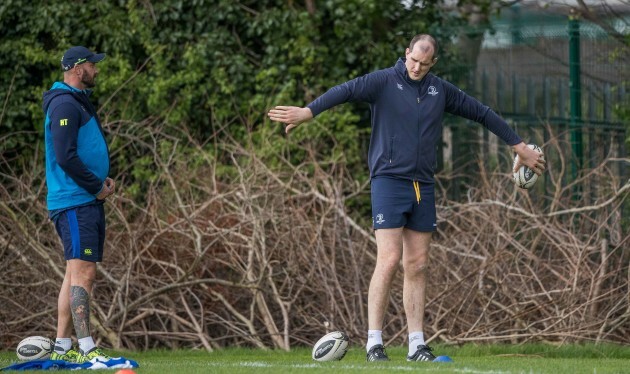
[409,34,439,59]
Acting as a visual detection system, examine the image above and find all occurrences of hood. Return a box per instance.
[42,82,93,115]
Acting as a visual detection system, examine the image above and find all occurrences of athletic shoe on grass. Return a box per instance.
[407,344,436,362]
[77,347,112,363]
[50,348,81,362]
[366,344,390,362]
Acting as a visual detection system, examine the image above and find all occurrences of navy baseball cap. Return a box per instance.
[61,46,105,71]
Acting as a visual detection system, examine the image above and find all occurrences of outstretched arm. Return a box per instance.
[443,82,546,176]
[268,70,388,134]
[267,106,313,134]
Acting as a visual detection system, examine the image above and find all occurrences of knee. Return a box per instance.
[69,262,97,289]
[376,256,401,275]
[403,257,428,276]
[76,266,96,281]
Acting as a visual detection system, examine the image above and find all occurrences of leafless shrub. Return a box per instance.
[0,120,627,352]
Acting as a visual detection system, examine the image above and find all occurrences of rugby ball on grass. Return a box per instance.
[312,331,349,361]
[513,144,543,189]
[16,336,54,361]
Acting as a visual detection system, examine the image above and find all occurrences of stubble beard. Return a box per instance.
[81,70,96,88]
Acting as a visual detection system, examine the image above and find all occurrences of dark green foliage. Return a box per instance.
[0,0,463,181]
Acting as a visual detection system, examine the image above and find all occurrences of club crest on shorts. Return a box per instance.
[375,213,385,225]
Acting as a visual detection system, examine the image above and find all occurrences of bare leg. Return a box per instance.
[368,228,403,330]
[57,265,73,338]
[67,259,96,339]
[402,229,431,333]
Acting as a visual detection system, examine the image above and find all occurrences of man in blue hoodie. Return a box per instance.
[268,34,546,362]
[43,46,115,363]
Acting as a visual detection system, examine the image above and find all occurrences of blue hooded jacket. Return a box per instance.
[307,58,522,184]
[43,82,109,212]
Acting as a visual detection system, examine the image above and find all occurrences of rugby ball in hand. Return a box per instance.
[312,331,349,361]
[16,336,54,361]
[513,144,543,189]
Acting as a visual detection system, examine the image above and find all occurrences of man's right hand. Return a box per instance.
[267,106,313,134]
[96,177,115,200]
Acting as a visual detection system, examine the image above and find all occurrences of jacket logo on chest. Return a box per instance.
[428,86,438,96]
[397,83,403,90]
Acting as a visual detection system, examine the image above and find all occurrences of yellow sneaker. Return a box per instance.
[77,347,112,363]
[50,348,81,362]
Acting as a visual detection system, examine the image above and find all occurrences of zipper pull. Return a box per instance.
[417,97,420,103]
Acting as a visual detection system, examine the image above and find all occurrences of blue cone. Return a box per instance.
[433,355,453,363]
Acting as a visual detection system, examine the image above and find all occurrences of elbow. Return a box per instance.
[56,157,71,169]
[56,154,77,171]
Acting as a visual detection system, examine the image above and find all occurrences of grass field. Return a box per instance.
[1,343,629,373]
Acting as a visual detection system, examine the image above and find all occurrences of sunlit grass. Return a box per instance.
[1,343,629,373]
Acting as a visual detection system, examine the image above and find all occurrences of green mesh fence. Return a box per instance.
[435,8,628,202]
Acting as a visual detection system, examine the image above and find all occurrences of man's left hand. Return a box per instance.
[512,142,546,176]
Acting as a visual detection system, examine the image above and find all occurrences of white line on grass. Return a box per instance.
[203,361,512,374]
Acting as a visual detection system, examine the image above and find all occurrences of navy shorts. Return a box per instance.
[371,176,437,232]
[52,203,105,262]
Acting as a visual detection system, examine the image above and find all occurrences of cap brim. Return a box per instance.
[88,53,106,63]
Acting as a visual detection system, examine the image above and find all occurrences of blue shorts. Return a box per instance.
[52,203,105,262]
[371,177,437,232]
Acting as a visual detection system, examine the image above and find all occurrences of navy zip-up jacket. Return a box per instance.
[307,58,522,184]
[43,82,110,212]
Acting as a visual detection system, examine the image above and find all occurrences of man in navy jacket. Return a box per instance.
[43,46,115,363]
[268,34,546,362]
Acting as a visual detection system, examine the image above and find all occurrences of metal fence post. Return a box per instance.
[569,14,583,188]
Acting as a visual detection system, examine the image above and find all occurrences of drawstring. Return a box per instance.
[413,180,421,204]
